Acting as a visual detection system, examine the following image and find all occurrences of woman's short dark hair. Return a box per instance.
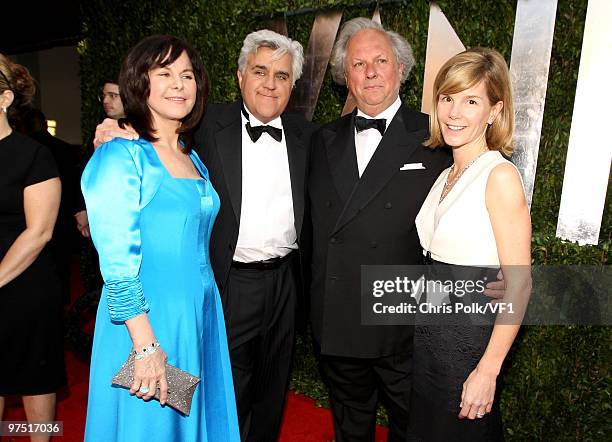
[119,35,208,152]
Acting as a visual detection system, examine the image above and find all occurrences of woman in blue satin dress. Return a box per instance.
[82,35,239,442]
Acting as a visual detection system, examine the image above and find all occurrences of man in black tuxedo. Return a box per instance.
[306,18,452,441]
[196,30,317,441]
[94,30,317,442]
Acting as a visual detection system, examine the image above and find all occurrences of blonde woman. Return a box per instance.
[410,47,531,441]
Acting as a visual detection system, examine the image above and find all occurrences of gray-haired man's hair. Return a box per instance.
[238,29,305,86]
[329,17,415,86]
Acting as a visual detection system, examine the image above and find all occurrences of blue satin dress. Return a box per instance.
[82,138,239,442]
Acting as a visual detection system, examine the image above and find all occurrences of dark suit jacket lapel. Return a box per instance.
[332,105,428,234]
[215,100,243,223]
[282,113,307,237]
[325,112,360,204]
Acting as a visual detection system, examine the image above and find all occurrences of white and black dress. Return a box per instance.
[409,151,517,441]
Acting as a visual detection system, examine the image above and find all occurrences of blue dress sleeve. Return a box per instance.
[81,139,150,323]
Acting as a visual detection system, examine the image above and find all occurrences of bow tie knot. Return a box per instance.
[354,116,386,136]
[245,122,283,143]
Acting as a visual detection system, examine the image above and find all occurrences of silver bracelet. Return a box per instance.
[133,341,160,360]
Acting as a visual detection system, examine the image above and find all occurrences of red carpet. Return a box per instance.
[3,352,389,441]
[1,259,389,441]
[2,350,89,442]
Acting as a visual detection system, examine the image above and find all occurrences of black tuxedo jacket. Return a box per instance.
[195,99,318,296]
[307,103,452,358]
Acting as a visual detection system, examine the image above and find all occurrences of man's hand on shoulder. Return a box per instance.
[93,118,138,149]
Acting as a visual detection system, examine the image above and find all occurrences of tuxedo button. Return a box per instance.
[330,276,338,281]
[370,241,378,248]
[325,201,332,207]
[385,202,392,209]
[330,237,337,244]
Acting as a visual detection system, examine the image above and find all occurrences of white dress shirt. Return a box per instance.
[233,106,297,262]
[355,96,402,177]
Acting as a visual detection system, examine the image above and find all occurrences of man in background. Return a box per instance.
[73,80,125,237]
[98,80,125,120]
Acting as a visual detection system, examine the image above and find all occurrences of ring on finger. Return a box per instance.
[139,386,150,394]
[476,412,485,418]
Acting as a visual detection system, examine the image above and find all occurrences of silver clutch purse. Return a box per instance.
[111,353,200,415]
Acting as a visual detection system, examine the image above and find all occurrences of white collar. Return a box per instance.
[356,96,402,128]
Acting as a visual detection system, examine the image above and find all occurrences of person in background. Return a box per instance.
[99,80,125,120]
[410,47,531,441]
[0,53,66,442]
[82,35,239,441]
[74,79,125,238]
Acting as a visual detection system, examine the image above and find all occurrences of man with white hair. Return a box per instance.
[197,30,317,441]
[94,30,317,441]
[307,18,452,441]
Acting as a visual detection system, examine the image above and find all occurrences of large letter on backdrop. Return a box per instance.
[556,0,612,245]
[289,10,343,120]
[421,2,465,115]
[509,0,558,209]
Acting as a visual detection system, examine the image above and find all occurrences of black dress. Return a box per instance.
[0,131,66,395]
[408,262,503,442]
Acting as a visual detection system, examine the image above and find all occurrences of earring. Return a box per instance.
[1,107,6,113]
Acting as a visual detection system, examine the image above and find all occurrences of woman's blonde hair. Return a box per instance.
[424,47,514,156]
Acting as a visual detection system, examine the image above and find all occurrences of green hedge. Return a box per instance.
[80,1,610,440]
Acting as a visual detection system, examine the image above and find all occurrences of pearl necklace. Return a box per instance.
[439,150,489,203]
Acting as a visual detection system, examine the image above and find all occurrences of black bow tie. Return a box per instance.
[245,122,283,143]
[354,116,386,136]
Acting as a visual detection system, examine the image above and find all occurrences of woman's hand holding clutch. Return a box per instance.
[130,344,169,405]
